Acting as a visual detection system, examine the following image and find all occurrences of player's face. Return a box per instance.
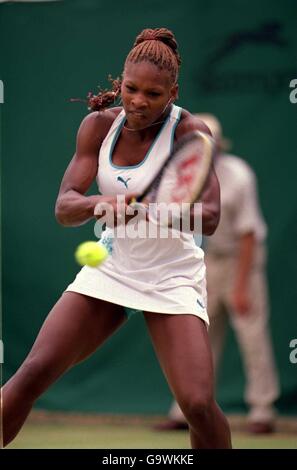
[121,61,178,130]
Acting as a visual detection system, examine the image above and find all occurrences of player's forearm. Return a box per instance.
[199,167,221,235]
[235,232,256,288]
[55,191,100,226]
[188,202,219,235]
[201,201,220,235]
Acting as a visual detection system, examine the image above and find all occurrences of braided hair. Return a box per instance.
[126,28,181,83]
[79,28,181,112]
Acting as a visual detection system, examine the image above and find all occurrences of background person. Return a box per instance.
[156,114,279,434]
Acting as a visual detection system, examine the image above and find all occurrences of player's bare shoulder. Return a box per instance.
[77,107,123,152]
[175,110,212,141]
[78,107,122,142]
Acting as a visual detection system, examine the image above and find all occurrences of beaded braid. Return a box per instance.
[73,28,181,112]
[70,75,121,112]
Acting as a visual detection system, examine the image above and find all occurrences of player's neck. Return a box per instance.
[122,105,172,139]
[123,119,165,132]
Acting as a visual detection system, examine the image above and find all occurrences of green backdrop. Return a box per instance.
[1,0,296,415]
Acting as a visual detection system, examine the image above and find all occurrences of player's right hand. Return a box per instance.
[93,194,139,227]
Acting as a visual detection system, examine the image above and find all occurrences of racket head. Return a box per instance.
[142,130,215,206]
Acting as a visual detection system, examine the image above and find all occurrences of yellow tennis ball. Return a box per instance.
[75,241,108,267]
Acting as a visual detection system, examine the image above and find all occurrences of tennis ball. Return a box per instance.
[75,241,108,267]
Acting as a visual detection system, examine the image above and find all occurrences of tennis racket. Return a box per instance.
[94,130,215,230]
[130,130,215,226]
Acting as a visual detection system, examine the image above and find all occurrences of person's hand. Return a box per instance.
[94,194,140,226]
[230,286,251,315]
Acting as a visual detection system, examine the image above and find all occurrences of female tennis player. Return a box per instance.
[2,28,231,449]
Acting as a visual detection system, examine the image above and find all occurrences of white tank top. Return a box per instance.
[97,105,182,195]
[96,105,205,287]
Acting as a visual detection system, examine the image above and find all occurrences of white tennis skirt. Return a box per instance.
[66,263,209,323]
[66,229,209,323]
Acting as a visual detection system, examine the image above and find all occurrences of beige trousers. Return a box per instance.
[169,245,279,423]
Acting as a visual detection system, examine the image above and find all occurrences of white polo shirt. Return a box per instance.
[206,154,267,256]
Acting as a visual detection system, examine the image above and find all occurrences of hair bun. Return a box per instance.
[139,29,160,41]
[133,28,181,65]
